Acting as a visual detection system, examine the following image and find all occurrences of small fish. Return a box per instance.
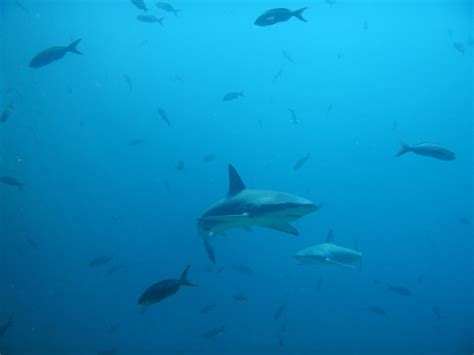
[89,256,113,268]
[459,217,470,225]
[158,108,171,126]
[232,264,253,276]
[272,67,284,84]
[202,153,216,163]
[278,333,284,347]
[1,104,14,123]
[131,0,148,12]
[293,153,310,171]
[288,108,299,125]
[273,304,286,321]
[223,91,243,102]
[98,349,116,355]
[137,14,164,25]
[15,1,30,14]
[124,74,132,92]
[156,2,180,16]
[395,142,456,161]
[107,265,125,275]
[417,274,424,285]
[108,322,120,334]
[432,305,441,320]
[326,104,333,119]
[325,0,336,5]
[363,20,368,32]
[138,265,196,305]
[255,8,308,26]
[29,39,82,68]
[203,325,225,339]
[24,235,39,250]
[200,303,216,314]
[128,139,144,146]
[0,176,23,190]
[282,49,295,63]
[453,42,465,55]
[0,315,13,337]
[176,160,184,171]
[233,293,248,303]
[387,285,412,296]
[138,39,149,48]
[368,305,387,317]
[316,277,322,291]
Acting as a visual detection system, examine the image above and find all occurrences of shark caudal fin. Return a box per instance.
[228,164,246,197]
[67,39,83,55]
[395,141,411,157]
[293,8,308,22]
[326,229,334,243]
[180,265,196,287]
[203,237,216,264]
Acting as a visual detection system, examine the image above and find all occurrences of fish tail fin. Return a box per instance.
[203,236,216,264]
[395,141,411,157]
[68,39,82,55]
[293,7,308,22]
[180,265,196,287]
[158,17,165,26]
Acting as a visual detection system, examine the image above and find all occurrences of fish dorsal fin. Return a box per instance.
[228,164,246,197]
[326,229,334,243]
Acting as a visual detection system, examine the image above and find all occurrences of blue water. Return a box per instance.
[1,0,473,354]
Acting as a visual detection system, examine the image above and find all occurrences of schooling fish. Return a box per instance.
[223,91,243,102]
[138,265,196,305]
[131,0,148,12]
[368,305,387,317]
[395,142,455,161]
[203,325,225,339]
[255,8,308,26]
[29,39,82,68]
[0,176,23,190]
[158,107,171,126]
[387,285,412,296]
[293,153,310,171]
[137,14,164,25]
[156,2,180,16]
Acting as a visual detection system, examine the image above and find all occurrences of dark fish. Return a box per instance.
[158,108,171,126]
[293,153,310,171]
[124,74,132,92]
[316,277,322,291]
[288,108,299,125]
[137,14,164,25]
[223,91,243,102]
[326,104,333,119]
[272,67,284,84]
[432,305,441,320]
[273,304,286,321]
[1,104,14,123]
[128,139,144,146]
[368,305,387,317]
[233,293,248,303]
[453,42,465,55]
[98,349,116,355]
[387,285,412,296]
[216,266,225,274]
[459,217,470,225]
[0,176,23,190]
[203,325,225,339]
[29,39,82,68]
[108,322,120,334]
[232,264,253,275]
[278,333,284,347]
[138,39,149,48]
[395,142,455,160]
[138,265,196,305]
[202,153,216,163]
[363,20,368,32]
[25,235,39,250]
[131,0,148,12]
[108,265,125,275]
[200,303,216,314]
[282,49,295,63]
[417,274,424,285]
[0,315,12,337]
[255,8,308,26]
[15,1,30,14]
[176,160,184,171]
[89,256,113,268]
[156,2,180,16]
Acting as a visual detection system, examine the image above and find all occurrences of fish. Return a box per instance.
[395,142,455,160]
[216,266,225,274]
[368,306,387,317]
[108,322,120,334]
[158,108,171,126]
[288,108,299,125]
[294,229,362,270]
[202,153,216,163]
[198,164,319,263]
[387,285,412,296]
[164,179,170,192]
[316,277,322,291]
[282,49,295,63]
[137,14,164,25]
[417,274,424,285]
[15,1,30,14]
[29,39,82,68]
[203,325,225,339]
[326,104,333,119]
[453,42,465,55]
[107,265,125,275]
[131,0,148,12]
[232,264,253,275]
[432,305,441,320]
[156,2,180,16]
[24,234,39,250]
[138,39,149,48]
[0,315,12,337]
[459,217,470,225]
[255,8,308,26]
[0,176,24,190]
[278,333,284,347]
[363,20,368,32]
[89,256,113,268]
[176,160,184,171]
[1,104,14,123]
[200,303,216,314]
[273,304,286,321]
[325,0,336,5]
[98,349,116,355]
[272,67,284,84]
[233,293,248,303]
[138,265,196,305]
[223,91,243,102]
[124,74,132,92]
[293,153,310,171]
[128,139,144,146]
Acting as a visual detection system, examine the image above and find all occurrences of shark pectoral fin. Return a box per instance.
[324,258,355,269]
[203,237,216,264]
[261,221,299,236]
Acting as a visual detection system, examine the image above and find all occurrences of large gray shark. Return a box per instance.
[198,164,319,263]
[294,230,362,270]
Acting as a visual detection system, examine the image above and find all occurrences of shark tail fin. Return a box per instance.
[180,265,196,287]
[293,7,308,22]
[395,141,411,157]
[67,39,82,55]
[203,237,216,264]
[355,240,362,272]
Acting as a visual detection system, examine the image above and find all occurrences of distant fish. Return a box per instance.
[255,8,308,26]
[325,0,336,5]
[293,153,310,171]
[156,2,180,16]
[138,39,149,48]
[363,20,368,32]
[278,333,284,347]
[368,305,387,317]
[216,266,225,274]
[137,14,164,25]
[326,104,333,119]
[0,315,13,337]
[432,305,441,320]
[395,142,456,161]
[417,274,424,285]
[98,349,116,355]
[124,74,132,92]
[29,39,82,68]
[107,264,125,275]
[233,293,248,303]
[89,256,113,268]
[288,108,299,125]
[200,303,216,314]
[282,49,295,63]
[232,264,253,275]
[128,138,144,146]
[387,285,412,296]
[223,91,243,102]
[203,325,225,339]
[273,304,286,321]
[158,108,171,126]
[316,277,322,291]
[0,176,24,190]
[272,67,284,85]
[1,103,14,123]
[392,120,398,131]
[202,153,216,163]
[15,1,30,14]
[176,160,184,171]
[138,265,196,305]
[131,0,148,12]
[24,234,39,250]
[459,217,470,225]
[453,42,465,55]
[108,322,120,334]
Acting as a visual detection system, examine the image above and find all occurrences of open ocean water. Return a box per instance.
[0,0,473,354]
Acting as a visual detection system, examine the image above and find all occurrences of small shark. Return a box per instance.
[294,229,362,270]
[198,164,319,263]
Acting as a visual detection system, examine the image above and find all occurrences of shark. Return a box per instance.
[294,229,362,270]
[198,164,319,263]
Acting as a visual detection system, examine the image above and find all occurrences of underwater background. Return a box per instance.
[0,0,473,354]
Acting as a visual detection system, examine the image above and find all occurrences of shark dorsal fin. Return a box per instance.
[228,164,246,197]
[326,229,334,243]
